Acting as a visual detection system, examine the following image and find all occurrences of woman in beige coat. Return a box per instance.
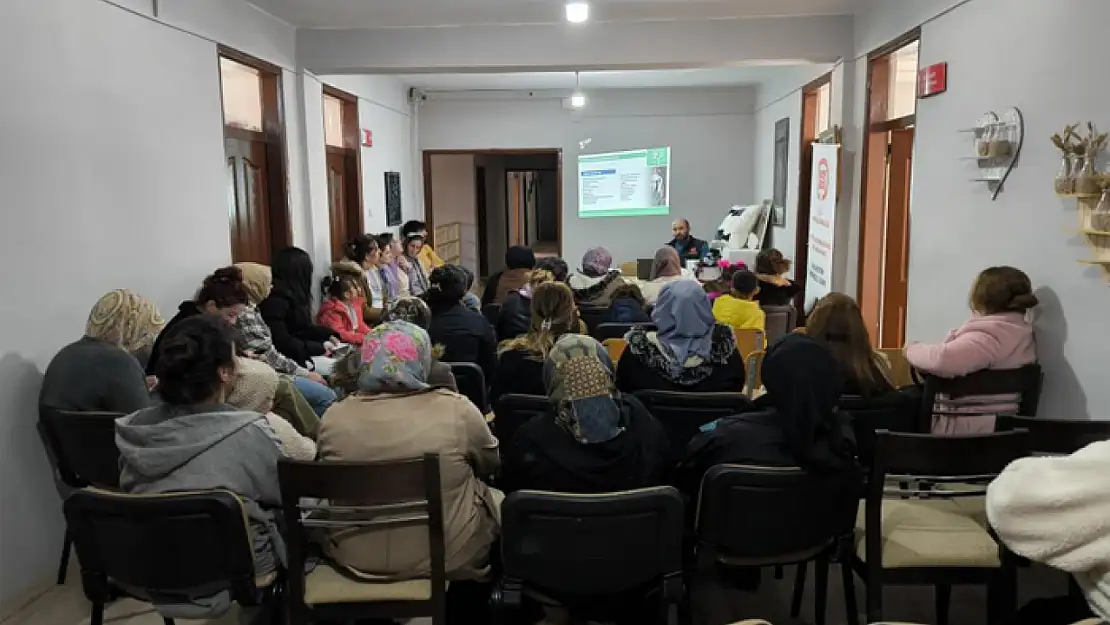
[317,321,502,581]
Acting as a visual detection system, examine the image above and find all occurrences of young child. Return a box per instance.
[606,283,651,323]
[316,275,370,346]
[712,270,766,336]
[703,260,747,301]
[905,266,1038,435]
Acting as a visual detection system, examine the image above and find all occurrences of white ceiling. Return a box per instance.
[250,0,860,29]
[398,66,808,91]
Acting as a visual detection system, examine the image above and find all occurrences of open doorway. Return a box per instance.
[858,34,919,348]
[423,149,562,280]
[794,74,833,312]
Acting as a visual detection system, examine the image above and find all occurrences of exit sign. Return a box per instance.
[918,62,947,98]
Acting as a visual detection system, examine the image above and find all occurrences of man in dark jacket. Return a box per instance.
[667,218,710,261]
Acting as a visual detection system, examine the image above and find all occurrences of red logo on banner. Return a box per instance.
[817,159,830,201]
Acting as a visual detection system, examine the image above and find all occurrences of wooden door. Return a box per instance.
[858,131,890,345]
[326,148,349,261]
[226,134,272,264]
[880,128,914,348]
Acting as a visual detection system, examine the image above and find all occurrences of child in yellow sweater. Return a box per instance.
[713,270,765,336]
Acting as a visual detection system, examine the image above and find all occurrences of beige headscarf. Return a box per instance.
[650,246,683,280]
[226,357,280,413]
[235,263,272,306]
[85,290,165,354]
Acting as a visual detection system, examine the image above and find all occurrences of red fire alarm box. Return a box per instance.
[918,62,947,98]
[362,129,373,147]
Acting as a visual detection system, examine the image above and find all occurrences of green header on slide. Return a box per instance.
[580,207,671,219]
[646,148,669,166]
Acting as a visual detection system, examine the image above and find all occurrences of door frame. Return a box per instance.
[793,71,832,311]
[322,85,365,259]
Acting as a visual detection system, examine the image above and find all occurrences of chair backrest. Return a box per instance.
[869,430,1030,500]
[501,487,684,598]
[744,350,765,397]
[493,394,549,447]
[578,305,609,335]
[278,455,446,619]
[447,362,488,412]
[697,465,853,562]
[593,322,655,342]
[40,407,124,489]
[762,305,797,346]
[996,415,1110,455]
[482,303,502,330]
[919,364,1043,430]
[602,338,627,365]
[839,393,921,468]
[633,390,752,461]
[733,328,765,360]
[875,347,915,388]
[64,489,258,603]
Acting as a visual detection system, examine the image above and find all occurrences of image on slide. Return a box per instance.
[577,146,671,218]
[649,166,669,207]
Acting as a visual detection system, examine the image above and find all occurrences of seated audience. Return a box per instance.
[383,297,458,392]
[316,274,370,346]
[403,234,431,297]
[317,322,501,581]
[332,235,380,323]
[146,266,248,374]
[712,270,766,337]
[402,220,445,273]
[460,265,482,312]
[234,262,335,419]
[500,334,670,493]
[259,247,338,367]
[605,283,652,323]
[40,290,164,414]
[226,357,317,460]
[498,269,555,341]
[427,265,497,381]
[617,280,746,393]
[537,256,570,284]
[116,316,284,614]
[492,282,579,404]
[987,442,1110,625]
[377,233,409,300]
[806,293,895,397]
[680,333,860,513]
[482,245,537,306]
[569,246,627,307]
[906,266,1038,434]
[753,248,801,306]
[640,246,688,305]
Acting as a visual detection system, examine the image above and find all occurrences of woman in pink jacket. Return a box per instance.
[905,266,1038,435]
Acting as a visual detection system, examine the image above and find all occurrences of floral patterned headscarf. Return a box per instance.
[357,321,433,393]
[543,334,624,444]
[85,289,165,354]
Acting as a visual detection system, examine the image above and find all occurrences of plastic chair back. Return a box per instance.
[839,393,921,468]
[602,338,627,365]
[578,306,609,335]
[593,322,655,342]
[996,415,1110,455]
[493,394,548,447]
[919,364,1043,430]
[733,328,765,360]
[876,348,915,388]
[447,362,488,412]
[762,305,797,346]
[40,407,123,489]
[633,390,752,461]
[745,351,765,397]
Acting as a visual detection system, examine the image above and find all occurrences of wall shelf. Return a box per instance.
[1061,193,1110,280]
[964,108,1023,200]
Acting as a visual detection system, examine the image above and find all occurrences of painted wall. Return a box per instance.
[428,154,480,273]
[419,88,756,268]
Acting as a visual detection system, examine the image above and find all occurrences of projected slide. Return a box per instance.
[578,147,671,218]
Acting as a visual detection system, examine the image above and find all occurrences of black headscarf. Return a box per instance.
[760,334,856,472]
[506,246,537,270]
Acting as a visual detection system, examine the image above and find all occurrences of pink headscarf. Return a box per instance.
[581,246,614,278]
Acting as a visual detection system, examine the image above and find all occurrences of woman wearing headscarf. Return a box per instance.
[481,245,537,307]
[569,246,628,307]
[317,322,502,581]
[639,246,692,306]
[403,235,431,297]
[41,290,164,414]
[679,334,860,497]
[226,357,317,460]
[617,279,746,393]
[380,296,457,392]
[500,335,670,493]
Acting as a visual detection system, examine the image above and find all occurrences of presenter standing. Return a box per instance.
[667,219,710,261]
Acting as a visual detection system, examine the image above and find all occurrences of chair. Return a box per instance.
[854,430,1030,624]
[593,322,655,341]
[633,390,752,462]
[447,362,488,412]
[996,415,1110,455]
[733,328,765,360]
[762,305,797,345]
[482,303,502,333]
[919,364,1043,431]
[578,305,609,335]
[492,394,548,448]
[64,488,280,625]
[38,407,124,584]
[602,338,627,365]
[493,487,685,624]
[278,455,448,625]
[695,465,860,625]
[745,350,765,397]
[876,348,915,388]
[838,393,921,469]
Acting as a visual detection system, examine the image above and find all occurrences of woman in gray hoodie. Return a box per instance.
[115,315,284,618]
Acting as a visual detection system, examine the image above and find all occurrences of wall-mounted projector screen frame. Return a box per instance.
[577,147,671,218]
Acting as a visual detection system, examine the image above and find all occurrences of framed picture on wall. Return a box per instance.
[772,117,790,227]
[384,172,402,227]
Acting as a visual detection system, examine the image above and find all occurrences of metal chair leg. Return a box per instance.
[935,583,951,625]
[56,530,72,585]
[774,564,784,579]
[790,562,807,617]
[814,555,829,625]
[90,602,104,625]
[840,558,860,625]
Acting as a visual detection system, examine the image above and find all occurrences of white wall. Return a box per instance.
[420,88,756,268]
[0,0,323,607]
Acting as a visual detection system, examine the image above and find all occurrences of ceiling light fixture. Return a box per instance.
[570,71,586,108]
[565,2,590,23]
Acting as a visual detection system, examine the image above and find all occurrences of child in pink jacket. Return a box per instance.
[316,274,370,347]
[905,266,1038,435]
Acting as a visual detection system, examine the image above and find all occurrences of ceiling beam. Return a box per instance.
[297,14,853,75]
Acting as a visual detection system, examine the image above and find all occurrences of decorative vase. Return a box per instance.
[1056,155,1075,194]
[1077,155,1102,195]
[1092,190,1110,231]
